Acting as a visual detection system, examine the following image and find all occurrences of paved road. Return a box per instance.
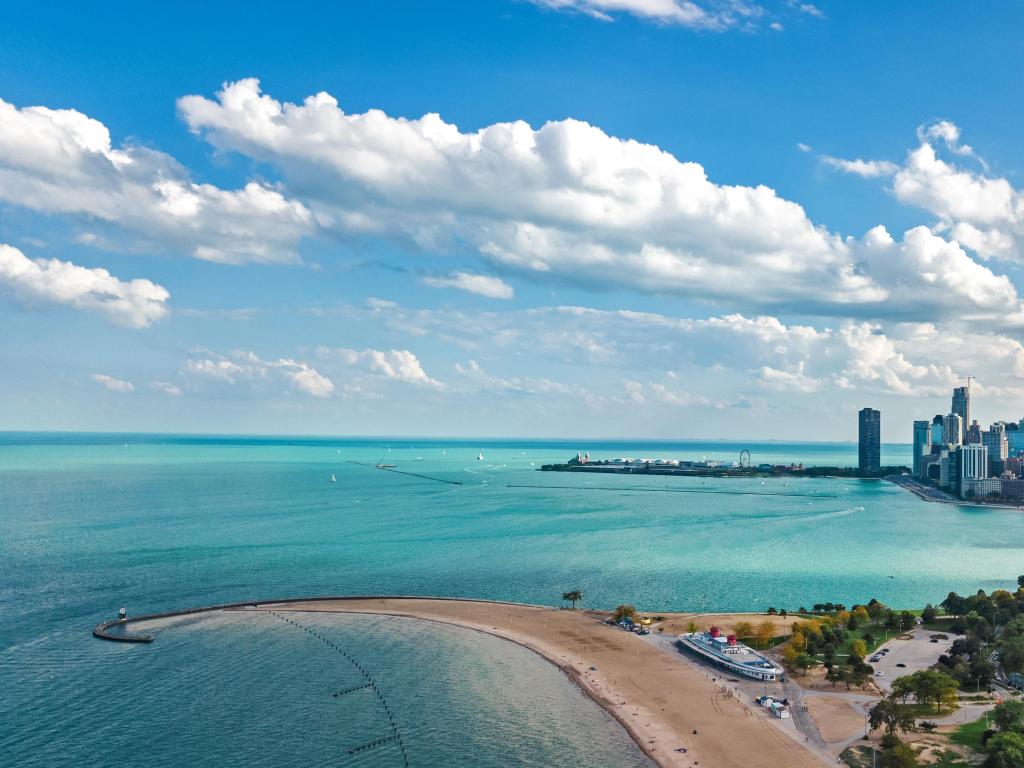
[784,679,829,752]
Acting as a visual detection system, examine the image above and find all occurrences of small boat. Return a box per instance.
[330,474,336,483]
[477,453,484,461]
[376,462,396,469]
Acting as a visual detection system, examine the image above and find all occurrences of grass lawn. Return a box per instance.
[738,634,788,650]
[901,702,959,718]
[950,716,990,753]
[921,616,958,632]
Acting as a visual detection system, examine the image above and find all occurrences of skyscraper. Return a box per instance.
[944,414,963,447]
[983,422,1008,472]
[958,443,988,481]
[913,420,931,478]
[952,386,970,430]
[859,408,881,473]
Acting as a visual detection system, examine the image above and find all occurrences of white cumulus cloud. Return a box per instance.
[0,243,169,328]
[0,96,314,264]
[149,381,183,396]
[185,349,334,397]
[821,121,1024,262]
[90,373,134,392]
[819,155,898,178]
[320,347,443,388]
[422,271,514,299]
[178,78,888,311]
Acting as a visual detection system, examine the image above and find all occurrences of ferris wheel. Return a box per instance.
[739,449,751,468]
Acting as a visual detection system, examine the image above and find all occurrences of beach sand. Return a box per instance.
[647,612,808,638]
[804,696,867,744]
[250,599,828,768]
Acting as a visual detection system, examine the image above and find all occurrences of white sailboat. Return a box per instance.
[477,452,484,461]
[330,474,336,483]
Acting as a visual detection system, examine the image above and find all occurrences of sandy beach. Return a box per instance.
[249,598,827,768]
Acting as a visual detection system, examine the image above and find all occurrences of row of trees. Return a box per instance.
[941,578,1024,633]
[1000,615,1024,674]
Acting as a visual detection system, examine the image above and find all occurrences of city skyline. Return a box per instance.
[4,2,1024,439]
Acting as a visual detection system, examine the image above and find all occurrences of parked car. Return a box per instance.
[896,663,907,668]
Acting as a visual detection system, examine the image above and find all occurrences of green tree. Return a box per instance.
[867,599,888,623]
[922,604,938,623]
[794,652,819,677]
[850,639,868,658]
[891,675,916,704]
[868,697,916,735]
[755,620,776,649]
[992,700,1024,734]
[879,734,919,768]
[612,604,636,622]
[562,590,583,609]
[734,620,755,639]
[985,732,1024,768]
[686,620,699,633]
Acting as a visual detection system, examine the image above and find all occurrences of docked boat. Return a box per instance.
[677,627,784,681]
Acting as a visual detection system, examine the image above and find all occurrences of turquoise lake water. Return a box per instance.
[2,433,1022,766]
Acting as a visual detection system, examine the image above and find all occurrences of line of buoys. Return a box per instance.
[267,610,410,767]
[347,734,398,754]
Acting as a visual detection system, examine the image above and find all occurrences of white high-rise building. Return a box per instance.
[959,443,989,482]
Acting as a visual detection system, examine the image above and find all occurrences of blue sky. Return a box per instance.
[2,1,1024,439]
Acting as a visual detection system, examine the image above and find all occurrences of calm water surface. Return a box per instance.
[2,433,1021,766]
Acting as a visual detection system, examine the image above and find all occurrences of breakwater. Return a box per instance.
[91,594,550,644]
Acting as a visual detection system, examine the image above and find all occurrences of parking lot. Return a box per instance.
[869,628,958,691]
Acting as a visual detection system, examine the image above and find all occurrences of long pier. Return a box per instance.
[91,594,549,644]
[346,460,463,485]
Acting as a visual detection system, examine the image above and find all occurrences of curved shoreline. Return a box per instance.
[93,596,829,768]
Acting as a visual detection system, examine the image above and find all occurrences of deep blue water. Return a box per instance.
[2,433,1020,766]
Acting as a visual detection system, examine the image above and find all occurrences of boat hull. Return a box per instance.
[676,633,784,682]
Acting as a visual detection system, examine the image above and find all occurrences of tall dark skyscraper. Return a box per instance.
[952,386,970,430]
[859,408,881,473]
